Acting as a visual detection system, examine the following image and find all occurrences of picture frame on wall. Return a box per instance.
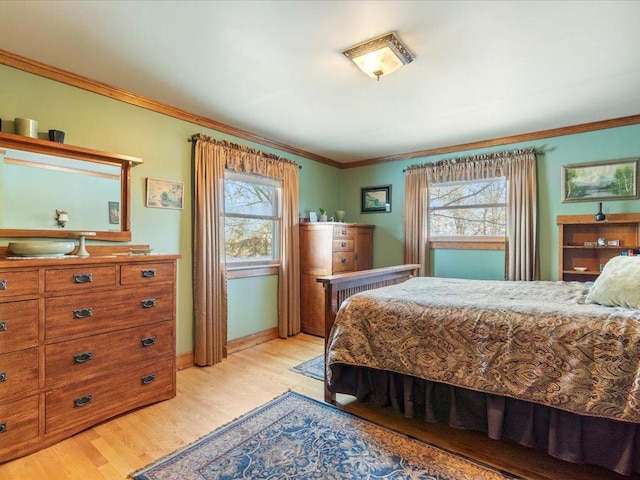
[562,158,638,202]
[145,177,184,209]
[361,185,391,213]
[108,201,120,224]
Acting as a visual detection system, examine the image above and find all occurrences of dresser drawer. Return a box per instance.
[45,321,174,387]
[332,252,354,272]
[332,239,353,252]
[0,299,39,352]
[121,262,175,285]
[45,266,117,293]
[45,284,174,340]
[0,270,39,298]
[0,348,39,401]
[333,226,353,240]
[45,356,174,434]
[0,395,39,453]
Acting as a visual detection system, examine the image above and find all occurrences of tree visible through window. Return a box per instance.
[429,178,506,237]
[224,172,280,264]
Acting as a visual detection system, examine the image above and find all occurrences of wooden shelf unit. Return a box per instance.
[557,213,640,281]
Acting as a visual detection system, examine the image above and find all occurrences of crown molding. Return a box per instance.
[0,48,341,168]
[1,48,638,171]
[344,114,640,169]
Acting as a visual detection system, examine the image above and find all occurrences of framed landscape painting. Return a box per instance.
[145,177,184,209]
[361,185,391,213]
[562,158,638,202]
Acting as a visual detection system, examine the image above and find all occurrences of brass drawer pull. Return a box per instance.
[141,374,156,385]
[341,258,347,263]
[0,422,6,434]
[73,308,93,319]
[0,321,6,332]
[73,273,93,283]
[341,242,347,247]
[0,372,6,383]
[141,336,156,347]
[0,279,6,290]
[341,229,347,235]
[141,299,156,309]
[142,269,157,278]
[73,351,93,364]
[73,394,93,408]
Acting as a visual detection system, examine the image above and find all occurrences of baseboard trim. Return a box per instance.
[176,352,194,371]
[227,327,280,355]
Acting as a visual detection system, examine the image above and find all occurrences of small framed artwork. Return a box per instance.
[108,201,120,224]
[562,158,639,202]
[145,177,184,209]
[607,239,620,246]
[361,185,391,213]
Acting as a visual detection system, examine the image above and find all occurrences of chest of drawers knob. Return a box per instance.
[73,273,93,284]
[73,394,93,408]
[0,422,6,433]
[141,269,157,278]
[0,372,6,382]
[0,321,6,332]
[0,280,6,290]
[141,336,156,347]
[73,308,93,319]
[73,352,93,364]
[141,299,156,308]
[141,374,156,385]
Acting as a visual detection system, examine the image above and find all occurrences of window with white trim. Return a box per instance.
[429,177,506,237]
[224,171,281,265]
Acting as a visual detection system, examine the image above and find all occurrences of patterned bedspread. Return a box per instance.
[326,277,640,423]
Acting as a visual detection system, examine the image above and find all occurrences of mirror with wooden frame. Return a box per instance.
[0,131,142,241]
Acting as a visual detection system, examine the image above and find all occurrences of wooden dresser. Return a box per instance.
[300,222,374,336]
[0,253,179,463]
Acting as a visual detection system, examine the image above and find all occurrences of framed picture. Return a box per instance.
[145,177,184,209]
[562,158,638,202]
[361,185,391,213]
[108,201,120,224]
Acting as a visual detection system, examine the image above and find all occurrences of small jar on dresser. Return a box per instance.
[0,251,180,463]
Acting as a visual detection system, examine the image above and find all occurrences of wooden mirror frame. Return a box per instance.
[0,131,142,241]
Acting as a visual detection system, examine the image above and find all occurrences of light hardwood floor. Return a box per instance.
[0,333,637,480]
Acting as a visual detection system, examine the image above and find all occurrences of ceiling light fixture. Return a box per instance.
[342,31,414,81]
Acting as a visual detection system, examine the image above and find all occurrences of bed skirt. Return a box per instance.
[328,365,640,476]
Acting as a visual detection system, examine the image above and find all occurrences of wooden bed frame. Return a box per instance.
[316,264,421,402]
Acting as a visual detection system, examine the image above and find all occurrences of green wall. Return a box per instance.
[342,125,640,280]
[0,63,341,353]
[1,62,639,355]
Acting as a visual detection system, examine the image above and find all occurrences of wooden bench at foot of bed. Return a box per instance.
[317,264,421,403]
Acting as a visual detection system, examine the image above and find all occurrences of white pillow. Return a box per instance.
[585,255,640,308]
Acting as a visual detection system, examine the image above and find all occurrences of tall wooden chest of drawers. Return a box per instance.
[0,253,179,463]
[300,223,374,336]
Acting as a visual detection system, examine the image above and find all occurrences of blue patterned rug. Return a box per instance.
[291,354,324,381]
[131,391,521,480]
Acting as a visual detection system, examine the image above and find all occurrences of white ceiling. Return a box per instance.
[1,1,639,163]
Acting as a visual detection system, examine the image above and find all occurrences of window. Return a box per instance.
[224,171,281,267]
[429,177,506,246]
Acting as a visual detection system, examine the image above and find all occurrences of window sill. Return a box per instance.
[226,264,279,279]
[429,237,505,251]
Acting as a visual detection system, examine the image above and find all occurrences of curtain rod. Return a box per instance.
[189,135,302,169]
[402,148,545,172]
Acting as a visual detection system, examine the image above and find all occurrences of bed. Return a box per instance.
[319,260,640,475]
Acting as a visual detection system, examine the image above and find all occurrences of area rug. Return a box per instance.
[130,391,521,480]
[290,354,324,381]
